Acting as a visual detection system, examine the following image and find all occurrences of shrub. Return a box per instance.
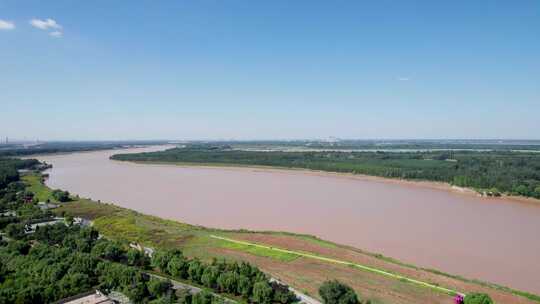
[252,281,273,304]
[147,278,174,299]
[167,254,188,279]
[201,266,220,288]
[319,280,359,304]
[534,185,540,198]
[237,275,253,297]
[52,189,70,202]
[192,291,213,304]
[463,293,493,304]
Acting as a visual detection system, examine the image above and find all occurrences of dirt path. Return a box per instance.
[210,235,463,297]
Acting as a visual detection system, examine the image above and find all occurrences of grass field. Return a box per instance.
[22,174,55,202]
[21,173,536,304]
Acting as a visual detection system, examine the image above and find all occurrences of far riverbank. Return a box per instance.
[123,160,540,206]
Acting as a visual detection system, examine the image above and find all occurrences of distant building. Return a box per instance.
[0,211,16,217]
[38,201,59,211]
[57,290,114,304]
[129,242,154,257]
[25,218,65,234]
[73,217,92,227]
[144,247,155,257]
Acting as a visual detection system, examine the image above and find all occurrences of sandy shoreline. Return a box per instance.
[27,143,540,207]
[127,160,540,206]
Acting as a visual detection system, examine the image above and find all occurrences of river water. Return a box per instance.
[37,146,540,294]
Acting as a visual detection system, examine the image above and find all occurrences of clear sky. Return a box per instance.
[1,1,539,140]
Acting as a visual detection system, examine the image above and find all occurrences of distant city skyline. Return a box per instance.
[1,1,539,140]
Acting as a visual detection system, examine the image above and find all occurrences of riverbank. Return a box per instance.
[110,145,540,201]
[123,160,540,206]
[23,173,539,304]
[38,147,540,294]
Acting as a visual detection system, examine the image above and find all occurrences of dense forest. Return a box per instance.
[0,158,40,189]
[112,146,540,199]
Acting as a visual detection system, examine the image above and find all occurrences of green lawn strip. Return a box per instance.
[216,238,300,262]
[22,174,55,202]
[210,235,462,297]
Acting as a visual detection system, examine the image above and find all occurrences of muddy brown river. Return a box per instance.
[37,146,540,294]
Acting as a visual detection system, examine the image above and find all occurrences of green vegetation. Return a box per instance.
[52,189,71,202]
[0,158,39,189]
[151,248,298,304]
[464,293,493,304]
[112,145,540,199]
[0,223,178,303]
[22,174,54,202]
[319,280,360,304]
[0,159,177,303]
[0,162,298,304]
[217,239,300,262]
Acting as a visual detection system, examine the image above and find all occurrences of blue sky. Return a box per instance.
[1,1,539,140]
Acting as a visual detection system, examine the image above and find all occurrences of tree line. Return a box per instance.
[150,248,297,304]
[112,146,540,199]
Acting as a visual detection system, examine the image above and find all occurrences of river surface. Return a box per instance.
[37,146,540,294]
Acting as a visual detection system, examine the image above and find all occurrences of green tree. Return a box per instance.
[127,249,150,268]
[123,281,150,303]
[151,249,182,273]
[52,189,70,202]
[192,291,213,304]
[58,272,92,298]
[217,271,239,294]
[319,280,359,304]
[177,289,193,304]
[252,281,273,304]
[463,293,493,304]
[534,185,540,197]
[0,262,6,283]
[6,240,31,254]
[91,240,126,262]
[514,185,530,196]
[212,296,225,304]
[167,255,189,279]
[237,275,253,298]
[188,260,205,283]
[6,222,26,239]
[147,278,174,298]
[271,281,297,304]
[201,266,220,288]
[34,223,69,245]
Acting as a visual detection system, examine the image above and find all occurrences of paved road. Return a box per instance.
[147,273,236,303]
[148,272,320,304]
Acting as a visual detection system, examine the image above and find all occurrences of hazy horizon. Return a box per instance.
[2,1,539,140]
[3,137,540,143]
